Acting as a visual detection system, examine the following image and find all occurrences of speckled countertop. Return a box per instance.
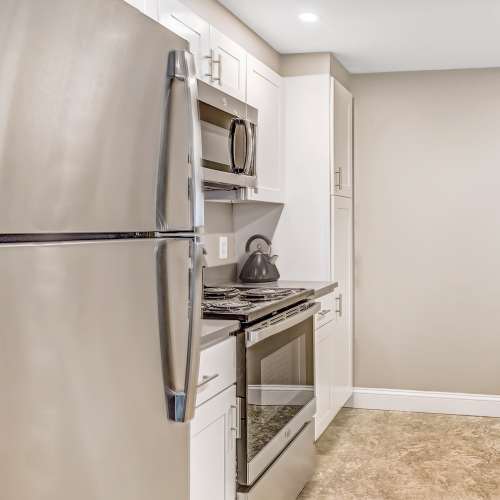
[219,280,338,300]
[201,319,240,349]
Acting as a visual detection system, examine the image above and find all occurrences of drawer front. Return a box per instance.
[237,422,315,500]
[196,336,236,407]
[315,292,335,329]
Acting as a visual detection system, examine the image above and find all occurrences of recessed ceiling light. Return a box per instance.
[298,12,319,23]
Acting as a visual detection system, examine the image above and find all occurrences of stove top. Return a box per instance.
[202,286,314,323]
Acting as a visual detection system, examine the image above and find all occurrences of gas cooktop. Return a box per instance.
[202,286,313,323]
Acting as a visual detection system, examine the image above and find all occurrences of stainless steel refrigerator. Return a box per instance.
[0,1,204,499]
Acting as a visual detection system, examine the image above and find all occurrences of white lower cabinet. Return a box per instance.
[190,336,237,500]
[314,290,353,440]
[190,385,237,500]
[332,298,352,416]
[314,318,336,440]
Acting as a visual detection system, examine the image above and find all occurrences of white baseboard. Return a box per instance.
[346,387,500,418]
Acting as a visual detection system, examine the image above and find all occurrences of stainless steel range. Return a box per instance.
[203,287,319,500]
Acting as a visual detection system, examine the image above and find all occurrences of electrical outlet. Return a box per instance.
[219,236,228,260]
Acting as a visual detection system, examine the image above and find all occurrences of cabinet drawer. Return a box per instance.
[196,336,236,407]
[315,292,335,329]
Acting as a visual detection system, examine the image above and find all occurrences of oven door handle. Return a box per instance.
[245,301,320,347]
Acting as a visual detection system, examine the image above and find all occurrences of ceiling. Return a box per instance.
[218,0,500,73]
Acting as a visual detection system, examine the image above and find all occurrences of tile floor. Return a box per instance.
[299,408,500,500]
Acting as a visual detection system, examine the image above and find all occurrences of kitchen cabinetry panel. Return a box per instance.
[314,318,336,440]
[332,79,353,197]
[156,3,246,101]
[123,0,158,19]
[157,0,210,79]
[246,55,284,203]
[196,336,236,407]
[190,385,237,500]
[332,295,353,415]
[332,195,353,410]
[273,74,331,280]
[315,288,352,439]
[209,27,247,101]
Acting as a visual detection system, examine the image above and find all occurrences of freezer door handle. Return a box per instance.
[156,238,203,422]
[157,50,204,232]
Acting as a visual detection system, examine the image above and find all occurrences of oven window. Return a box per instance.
[245,318,314,462]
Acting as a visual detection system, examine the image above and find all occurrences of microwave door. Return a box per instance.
[229,118,255,175]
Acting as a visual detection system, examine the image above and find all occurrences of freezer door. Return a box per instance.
[0,237,202,500]
[0,0,203,233]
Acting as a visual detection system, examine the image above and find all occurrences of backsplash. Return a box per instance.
[202,200,284,283]
[202,202,237,268]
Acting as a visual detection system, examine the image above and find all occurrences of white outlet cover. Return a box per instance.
[219,236,228,260]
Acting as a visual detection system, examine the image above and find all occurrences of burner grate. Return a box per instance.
[202,299,255,313]
[238,288,294,302]
[203,287,240,300]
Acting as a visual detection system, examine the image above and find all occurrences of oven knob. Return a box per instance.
[285,428,291,439]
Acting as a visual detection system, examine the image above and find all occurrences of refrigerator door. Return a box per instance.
[0,237,202,500]
[0,0,203,234]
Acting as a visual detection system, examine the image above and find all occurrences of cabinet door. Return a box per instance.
[209,27,247,101]
[332,300,352,416]
[246,55,284,203]
[332,195,353,410]
[332,79,353,197]
[123,0,144,11]
[314,320,335,440]
[190,385,237,500]
[157,0,210,78]
[122,0,158,20]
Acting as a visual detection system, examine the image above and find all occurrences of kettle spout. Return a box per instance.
[269,255,279,265]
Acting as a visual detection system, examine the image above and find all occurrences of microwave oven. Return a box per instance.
[198,81,257,189]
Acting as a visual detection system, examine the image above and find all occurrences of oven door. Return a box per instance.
[237,301,320,486]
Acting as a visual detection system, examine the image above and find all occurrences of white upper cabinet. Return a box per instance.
[123,0,158,20]
[246,55,284,203]
[332,79,353,197]
[156,2,246,101]
[209,27,247,101]
[157,0,210,78]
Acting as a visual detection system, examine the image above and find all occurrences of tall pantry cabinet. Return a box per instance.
[274,74,354,439]
[330,79,354,420]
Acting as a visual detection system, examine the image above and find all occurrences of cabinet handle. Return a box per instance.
[231,398,242,439]
[317,309,331,318]
[196,373,219,388]
[335,294,343,317]
[335,167,342,190]
[204,49,221,83]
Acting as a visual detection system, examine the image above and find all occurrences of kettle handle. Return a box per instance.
[245,234,272,252]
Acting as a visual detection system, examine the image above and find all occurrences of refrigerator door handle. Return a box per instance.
[158,50,204,232]
[156,238,203,422]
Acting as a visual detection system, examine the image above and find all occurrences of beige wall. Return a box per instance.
[181,0,351,81]
[181,0,280,73]
[351,68,500,394]
[281,53,351,88]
